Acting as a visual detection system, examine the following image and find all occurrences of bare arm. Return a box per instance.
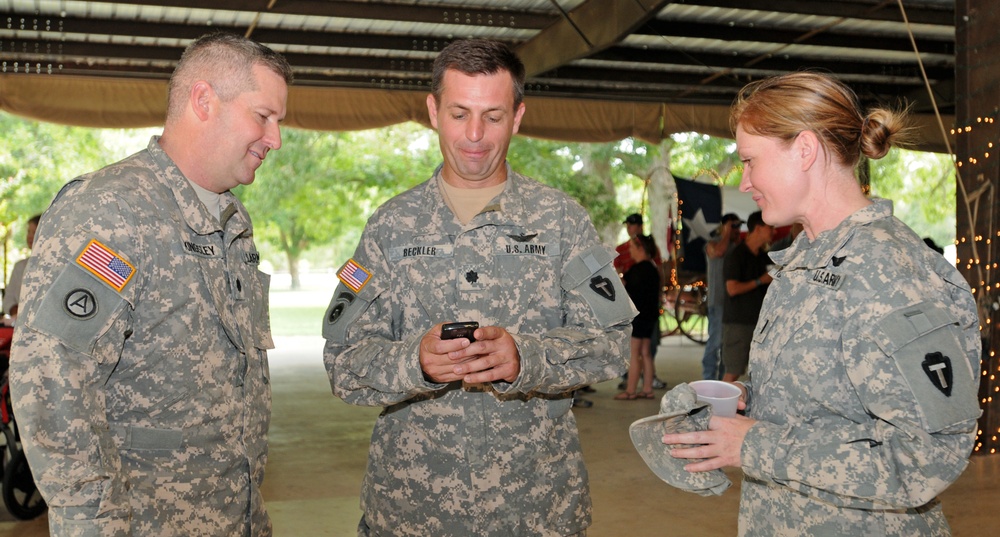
[705,227,733,259]
[726,273,772,297]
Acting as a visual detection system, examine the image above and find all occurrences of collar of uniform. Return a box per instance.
[423,162,526,228]
[420,165,461,232]
[770,198,893,270]
[479,162,530,226]
[147,135,226,236]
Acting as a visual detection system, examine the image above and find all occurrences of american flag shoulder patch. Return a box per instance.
[76,239,136,292]
[337,258,372,293]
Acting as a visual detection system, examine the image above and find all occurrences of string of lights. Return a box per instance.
[895,0,1000,454]
[953,104,999,455]
[951,114,998,169]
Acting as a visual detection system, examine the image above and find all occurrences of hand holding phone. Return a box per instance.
[441,321,479,342]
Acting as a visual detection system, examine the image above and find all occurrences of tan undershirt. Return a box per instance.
[439,178,506,225]
[188,179,222,222]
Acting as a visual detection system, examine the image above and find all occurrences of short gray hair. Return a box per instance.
[166,32,293,122]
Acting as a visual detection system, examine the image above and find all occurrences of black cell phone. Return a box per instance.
[441,321,479,342]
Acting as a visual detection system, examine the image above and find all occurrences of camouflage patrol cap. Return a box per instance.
[628,383,732,496]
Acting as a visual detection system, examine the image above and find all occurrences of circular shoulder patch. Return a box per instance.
[64,288,98,320]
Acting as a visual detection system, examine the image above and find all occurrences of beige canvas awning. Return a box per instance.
[0,73,951,153]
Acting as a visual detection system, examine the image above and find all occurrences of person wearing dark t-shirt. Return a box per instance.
[721,211,773,382]
[613,213,666,391]
[616,234,662,399]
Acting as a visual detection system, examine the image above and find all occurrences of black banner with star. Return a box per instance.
[675,177,722,274]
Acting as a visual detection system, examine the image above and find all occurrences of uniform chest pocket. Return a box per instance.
[749,313,786,376]
[751,316,772,345]
[494,232,558,258]
[389,238,456,316]
[245,269,273,349]
[493,233,560,289]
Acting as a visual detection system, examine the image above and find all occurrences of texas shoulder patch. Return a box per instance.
[77,239,135,292]
[562,245,637,328]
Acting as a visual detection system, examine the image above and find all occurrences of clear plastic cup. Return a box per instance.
[689,380,741,417]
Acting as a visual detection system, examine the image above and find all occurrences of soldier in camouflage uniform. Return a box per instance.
[9,33,292,536]
[322,39,635,537]
[663,72,981,536]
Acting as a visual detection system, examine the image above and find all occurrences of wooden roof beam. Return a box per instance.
[517,0,673,78]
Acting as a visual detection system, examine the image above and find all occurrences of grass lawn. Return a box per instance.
[270,305,327,337]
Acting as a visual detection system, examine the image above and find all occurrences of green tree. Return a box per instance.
[869,148,956,248]
[0,111,959,285]
[668,132,740,186]
[236,123,437,288]
[508,137,624,241]
[0,112,128,279]
[606,135,738,254]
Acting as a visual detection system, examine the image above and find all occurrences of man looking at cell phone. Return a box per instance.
[322,39,635,536]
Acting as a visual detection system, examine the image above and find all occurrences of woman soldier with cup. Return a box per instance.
[663,72,981,536]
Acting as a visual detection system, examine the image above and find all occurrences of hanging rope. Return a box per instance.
[896,0,992,321]
[245,0,279,39]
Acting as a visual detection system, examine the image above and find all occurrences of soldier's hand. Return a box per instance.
[419,324,475,383]
[661,415,756,472]
[450,325,521,384]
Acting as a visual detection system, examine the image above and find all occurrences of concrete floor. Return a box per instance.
[2,335,998,536]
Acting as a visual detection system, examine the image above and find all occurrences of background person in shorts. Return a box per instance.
[720,210,772,382]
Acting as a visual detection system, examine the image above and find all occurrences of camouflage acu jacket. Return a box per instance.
[740,199,981,536]
[323,165,635,536]
[10,137,274,536]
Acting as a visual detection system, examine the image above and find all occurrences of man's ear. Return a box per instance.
[190,81,214,121]
[425,93,439,130]
[795,130,820,171]
[511,102,526,135]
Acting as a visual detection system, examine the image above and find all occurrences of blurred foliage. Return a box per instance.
[666,132,741,186]
[869,148,957,249]
[0,112,155,280]
[509,137,624,234]
[0,111,959,286]
[235,123,438,287]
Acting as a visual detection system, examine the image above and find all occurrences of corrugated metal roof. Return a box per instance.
[0,0,956,111]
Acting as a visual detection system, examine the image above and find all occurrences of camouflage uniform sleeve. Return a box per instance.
[498,207,635,395]
[322,221,444,407]
[10,187,138,536]
[735,380,754,409]
[741,298,981,509]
